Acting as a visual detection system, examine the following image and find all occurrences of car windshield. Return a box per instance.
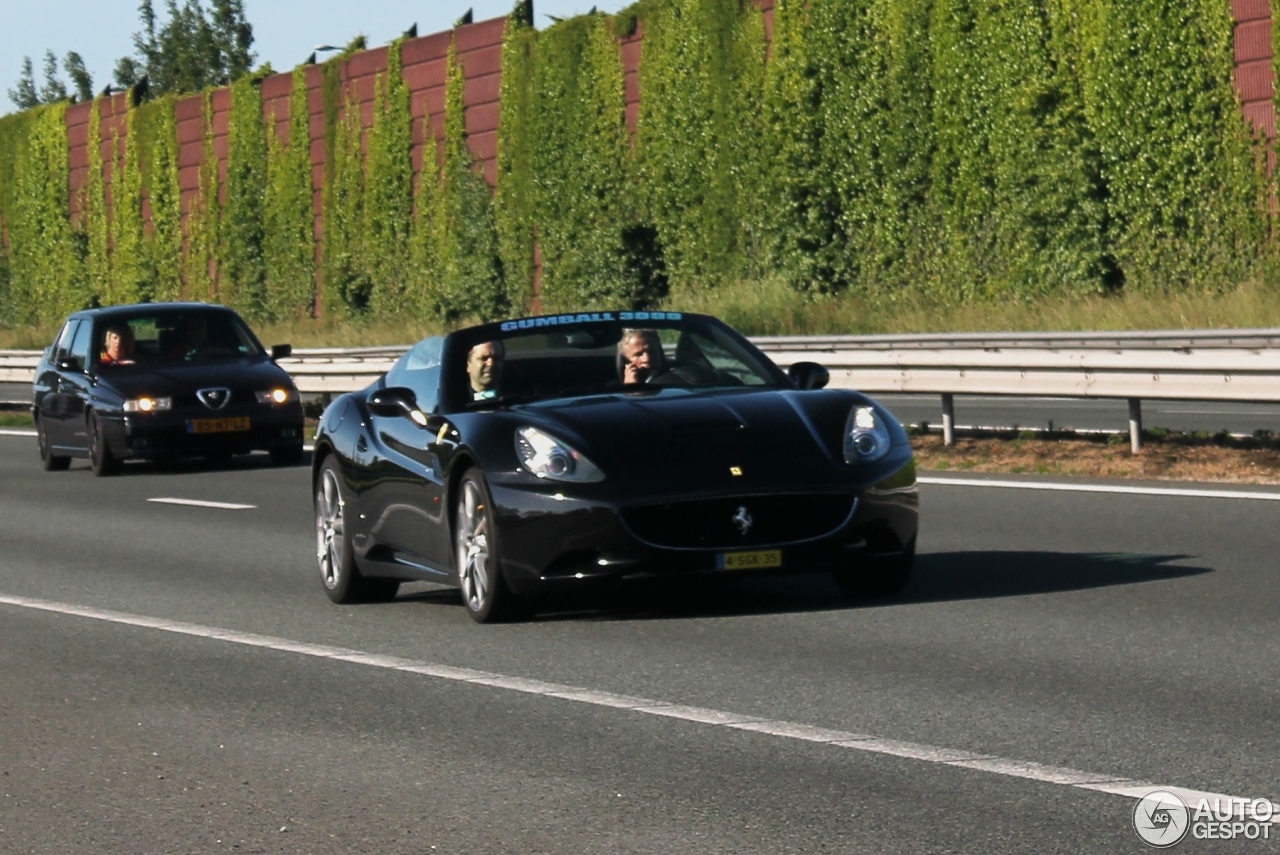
[95,310,265,368]
[453,313,783,407]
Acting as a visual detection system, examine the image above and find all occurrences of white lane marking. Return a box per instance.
[147,497,257,510]
[0,429,36,437]
[0,592,1271,816]
[919,476,1280,501]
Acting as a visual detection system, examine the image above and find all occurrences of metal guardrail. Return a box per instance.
[8,331,1280,451]
[750,328,1280,350]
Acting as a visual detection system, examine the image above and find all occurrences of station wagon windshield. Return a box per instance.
[94,310,265,367]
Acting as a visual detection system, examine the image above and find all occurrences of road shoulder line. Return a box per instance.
[0,591,1272,817]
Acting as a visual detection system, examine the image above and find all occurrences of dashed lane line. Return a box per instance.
[0,592,1272,818]
[147,497,257,510]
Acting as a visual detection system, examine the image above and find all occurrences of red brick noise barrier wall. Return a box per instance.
[61,15,506,273]
[55,1,1277,304]
[1234,0,1276,142]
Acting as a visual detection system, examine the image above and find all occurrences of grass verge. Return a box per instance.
[5,276,1280,349]
[911,428,1280,485]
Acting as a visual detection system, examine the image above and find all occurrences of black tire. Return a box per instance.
[270,444,304,466]
[833,537,915,598]
[315,457,399,604]
[36,416,70,471]
[87,410,121,477]
[454,468,527,623]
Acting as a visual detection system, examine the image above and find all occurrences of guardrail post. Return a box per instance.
[941,393,955,446]
[1128,398,1142,453]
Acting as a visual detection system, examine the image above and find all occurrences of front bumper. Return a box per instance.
[488,457,919,596]
[103,402,304,459]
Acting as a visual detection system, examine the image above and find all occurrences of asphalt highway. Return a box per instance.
[0,434,1277,853]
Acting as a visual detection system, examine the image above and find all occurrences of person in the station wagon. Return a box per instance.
[467,340,504,400]
[99,325,137,365]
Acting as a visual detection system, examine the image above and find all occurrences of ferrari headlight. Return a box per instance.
[515,426,604,483]
[256,388,296,405]
[844,405,891,464]
[123,396,172,413]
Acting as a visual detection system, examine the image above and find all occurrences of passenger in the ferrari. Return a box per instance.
[467,340,504,400]
[617,328,667,384]
[99,324,137,365]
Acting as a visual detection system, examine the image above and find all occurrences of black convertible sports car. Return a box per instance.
[33,302,304,475]
[312,311,918,622]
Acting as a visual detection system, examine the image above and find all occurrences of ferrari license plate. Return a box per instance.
[717,550,782,570]
[187,417,250,434]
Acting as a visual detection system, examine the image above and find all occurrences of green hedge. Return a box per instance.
[409,41,507,321]
[223,75,268,316]
[529,14,637,308]
[264,67,317,320]
[136,96,184,303]
[634,0,765,292]
[0,0,1270,330]
[185,90,220,304]
[4,104,84,324]
[1080,0,1264,292]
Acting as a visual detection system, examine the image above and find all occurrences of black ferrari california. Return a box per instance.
[33,302,304,475]
[312,311,918,622]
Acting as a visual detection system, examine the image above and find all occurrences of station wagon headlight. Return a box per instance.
[123,396,172,413]
[256,388,296,405]
[515,426,604,483]
[844,405,891,464]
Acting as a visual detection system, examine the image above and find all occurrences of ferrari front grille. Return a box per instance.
[621,494,856,550]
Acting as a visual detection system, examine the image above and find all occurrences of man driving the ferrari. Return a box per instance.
[467,340,504,400]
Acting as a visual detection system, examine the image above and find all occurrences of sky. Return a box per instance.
[2,0,630,115]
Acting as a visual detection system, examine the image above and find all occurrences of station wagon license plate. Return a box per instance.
[717,550,782,570]
[187,417,250,434]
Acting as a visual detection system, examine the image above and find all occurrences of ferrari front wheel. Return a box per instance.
[315,457,398,604]
[455,469,525,623]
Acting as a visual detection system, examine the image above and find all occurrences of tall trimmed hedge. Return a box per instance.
[633,0,765,291]
[365,42,415,318]
[4,105,84,324]
[264,67,317,320]
[136,96,184,303]
[1079,0,1265,292]
[185,90,220,304]
[0,0,1271,330]
[418,42,508,321]
[223,75,268,316]
[527,14,640,308]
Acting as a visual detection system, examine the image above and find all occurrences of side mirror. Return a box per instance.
[368,386,428,426]
[58,357,85,373]
[271,343,292,360]
[788,361,830,390]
